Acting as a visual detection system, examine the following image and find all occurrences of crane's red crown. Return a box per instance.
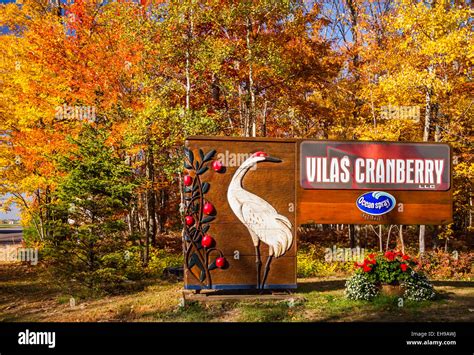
[252,151,268,157]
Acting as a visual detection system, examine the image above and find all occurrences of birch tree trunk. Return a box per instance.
[246,16,256,138]
[419,67,433,256]
[185,8,194,111]
[399,225,405,254]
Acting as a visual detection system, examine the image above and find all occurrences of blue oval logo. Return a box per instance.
[356,191,396,216]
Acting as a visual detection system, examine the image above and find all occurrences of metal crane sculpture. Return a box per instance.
[227,151,293,289]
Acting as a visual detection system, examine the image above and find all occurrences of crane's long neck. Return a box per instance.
[228,161,255,191]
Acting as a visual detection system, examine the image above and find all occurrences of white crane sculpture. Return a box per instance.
[227,151,293,289]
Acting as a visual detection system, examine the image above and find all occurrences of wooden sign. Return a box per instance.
[183,136,453,291]
[300,141,450,190]
[183,137,297,291]
[298,140,452,225]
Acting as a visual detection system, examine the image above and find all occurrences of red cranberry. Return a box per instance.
[201,234,213,248]
[212,160,223,172]
[183,175,192,186]
[185,216,195,226]
[203,202,214,215]
[216,257,225,268]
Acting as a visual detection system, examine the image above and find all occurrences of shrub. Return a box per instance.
[402,272,436,301]
[420,250,473,280]
[147,249,182,278]
[297,247,320,277]
[345,273,380,301]
[297,246,356,277]
[42,126,138,291]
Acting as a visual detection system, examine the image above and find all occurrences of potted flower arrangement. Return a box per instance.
[345,250,436,301]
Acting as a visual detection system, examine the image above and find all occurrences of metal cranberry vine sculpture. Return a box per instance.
[183,147,226,288]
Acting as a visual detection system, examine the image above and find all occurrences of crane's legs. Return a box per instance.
[261,255,273,290]
[255,242,262,289]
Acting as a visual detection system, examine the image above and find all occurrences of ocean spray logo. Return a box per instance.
[356,191,396,216]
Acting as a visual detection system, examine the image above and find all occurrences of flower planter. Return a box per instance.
[346,250,435,302]
[380,284,404,297]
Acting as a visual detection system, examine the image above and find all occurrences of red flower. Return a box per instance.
[362,258,376,266]
[368,253,376,260]
[363,264,372,272]
[402,254,410,260]
[400,263,408,272]
[384,251,395,261]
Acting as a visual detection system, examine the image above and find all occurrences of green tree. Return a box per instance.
[45,125,137,290]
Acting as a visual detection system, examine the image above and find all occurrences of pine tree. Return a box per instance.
[45,125,137,290]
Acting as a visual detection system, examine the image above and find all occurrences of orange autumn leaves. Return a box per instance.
[0,0,471,237]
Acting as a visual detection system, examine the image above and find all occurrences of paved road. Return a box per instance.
[0,228,23,244]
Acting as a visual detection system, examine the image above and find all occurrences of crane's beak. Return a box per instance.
[264,156,281,163]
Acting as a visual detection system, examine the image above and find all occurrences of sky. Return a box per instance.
[0,194,20,220]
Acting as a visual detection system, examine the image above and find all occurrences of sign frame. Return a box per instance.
[183,136,453,291]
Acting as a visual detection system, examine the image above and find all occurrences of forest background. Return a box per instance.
[0,0,472,291]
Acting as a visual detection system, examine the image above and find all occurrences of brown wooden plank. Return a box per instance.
[297,189,452,225]
[298,190,452,203]
[186,141,296,171]
[183,292,304,303]
[183,136,453,292]
[185,255,296,288]
[201,171,296,224]
[184,138,297,290]
[298,203,452,225]
[295,139,453,225]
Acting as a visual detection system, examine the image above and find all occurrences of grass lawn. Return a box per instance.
[0,263,472,322]
[0,224,20,228]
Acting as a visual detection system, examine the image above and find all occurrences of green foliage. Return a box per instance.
[297,246,356,278]
[375,256,410,285]
[147,249,183,278]
[43,125,138,291]
[353,251,416,285]
[238,302,294,322]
